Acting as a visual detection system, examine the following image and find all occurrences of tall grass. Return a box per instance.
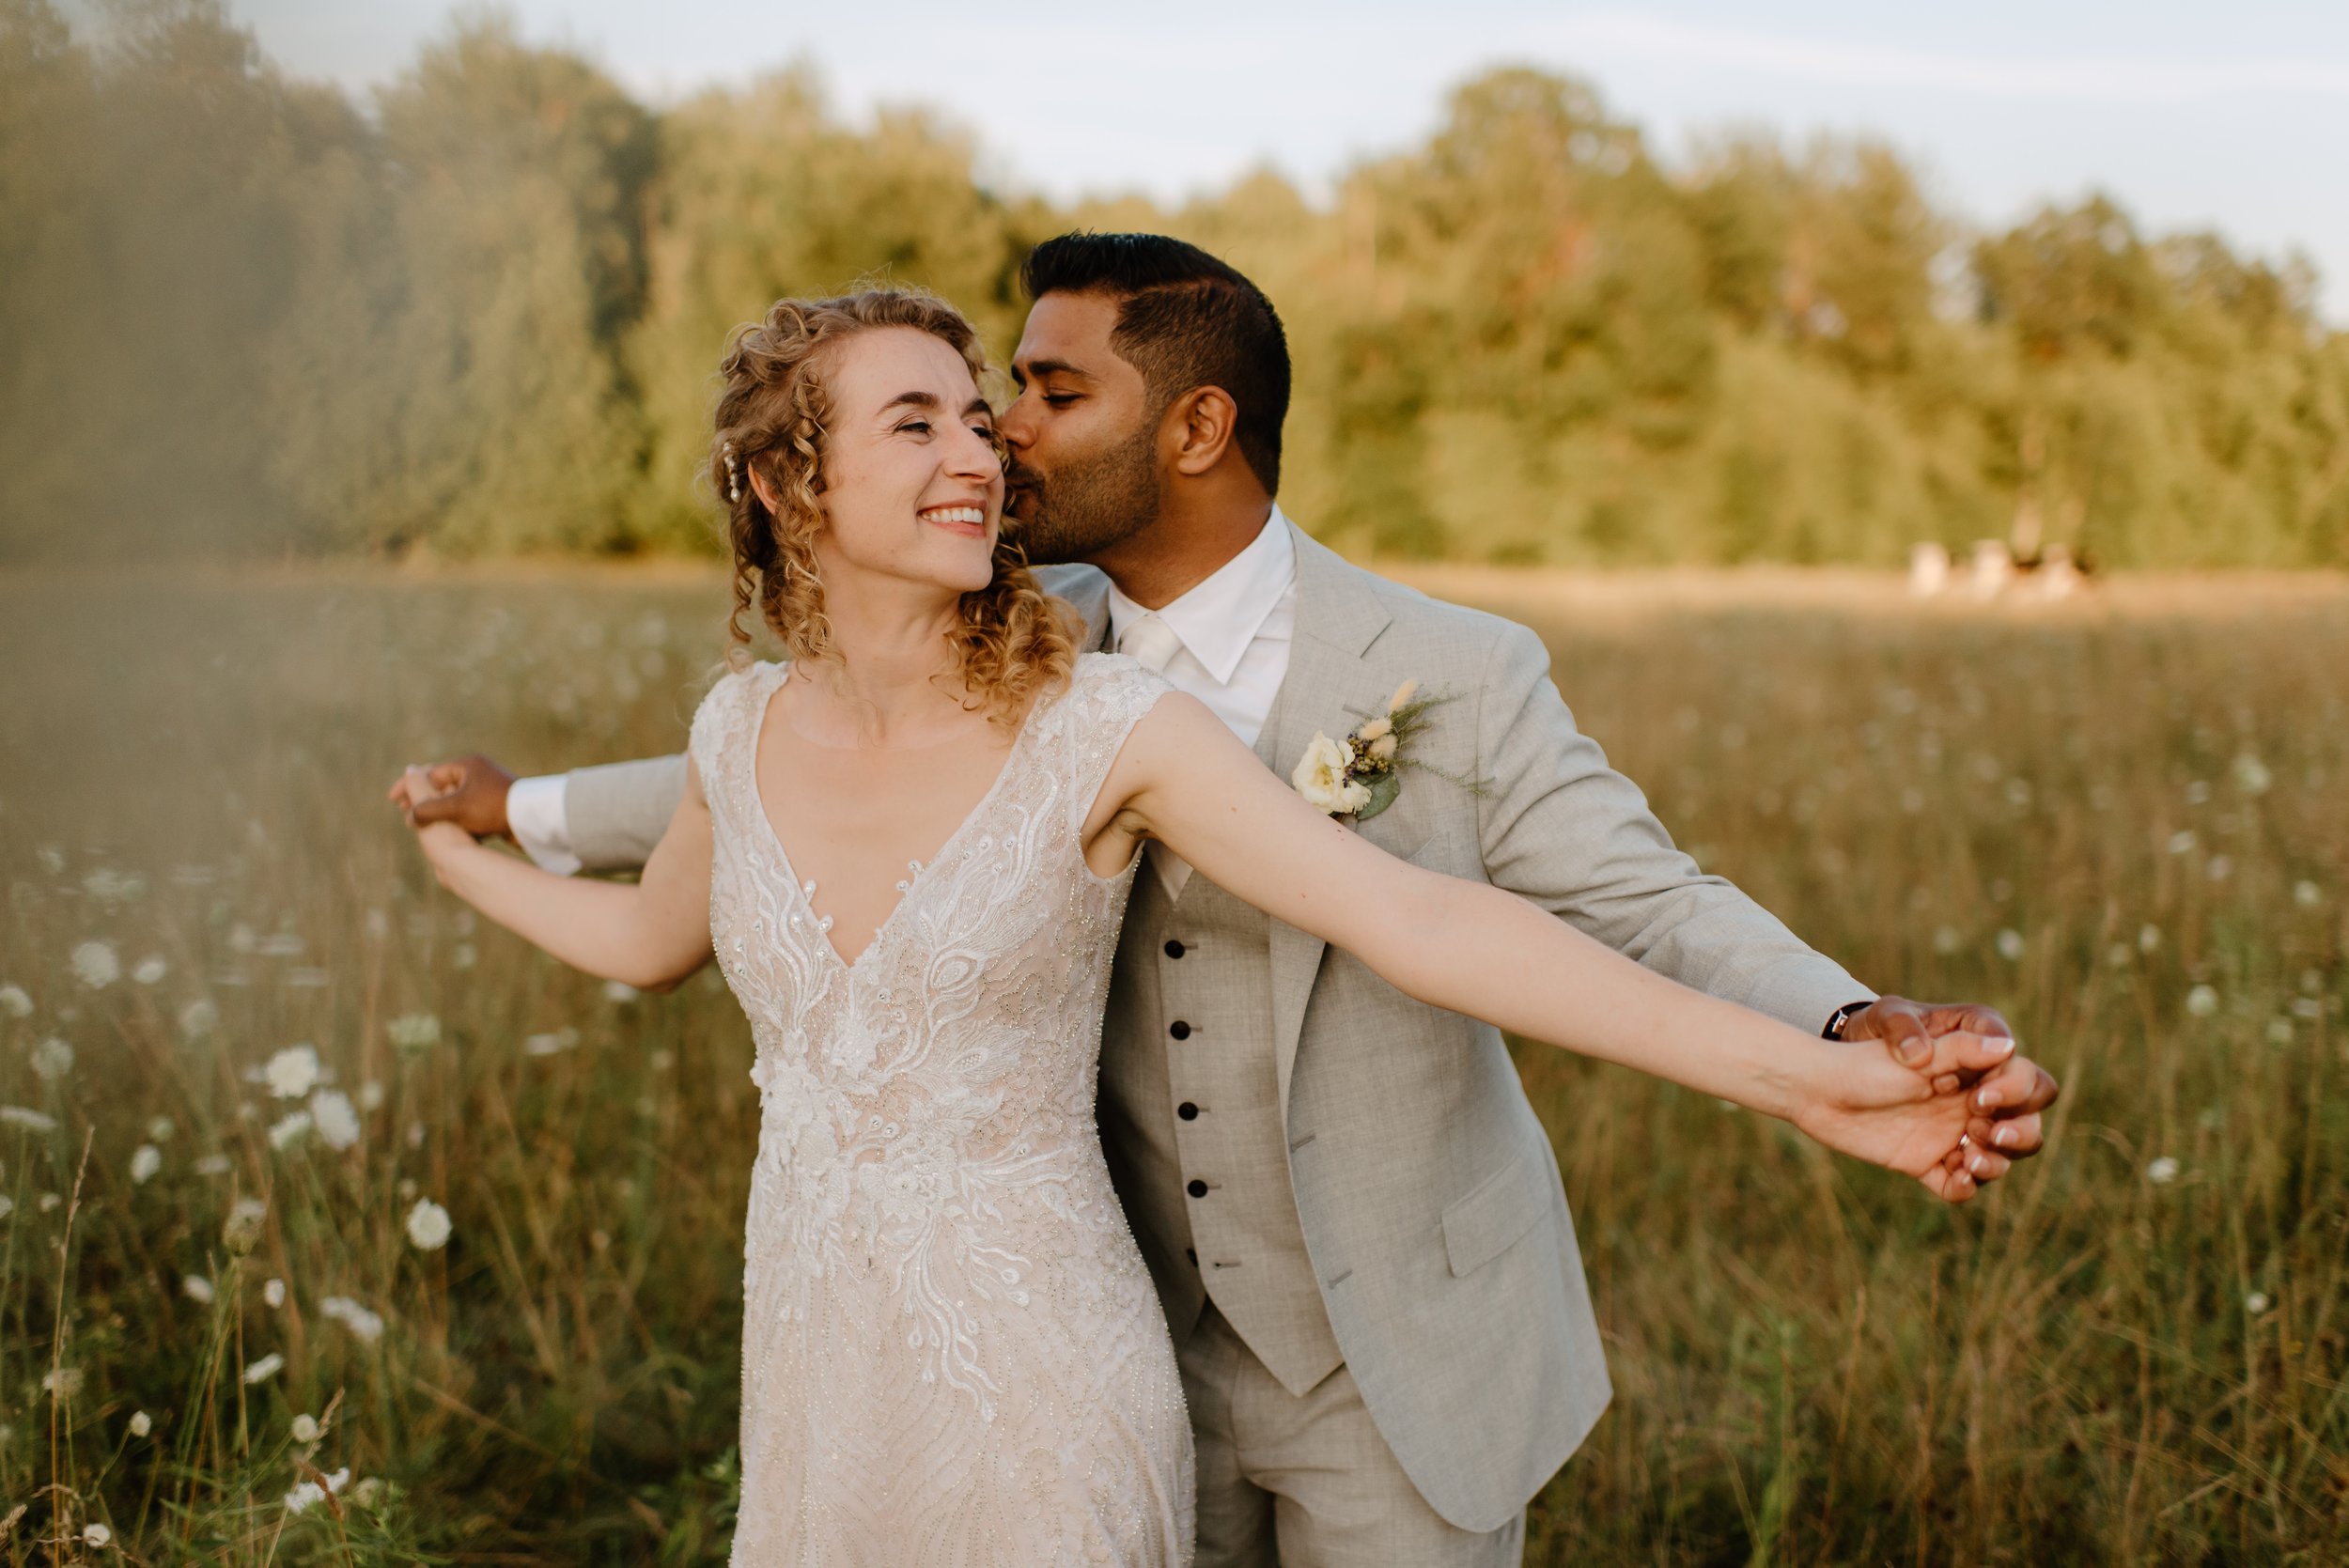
[0,568,2341,1562]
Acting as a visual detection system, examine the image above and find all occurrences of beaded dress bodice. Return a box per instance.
[690,651,1192,1566]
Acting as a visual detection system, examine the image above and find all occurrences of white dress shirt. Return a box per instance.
[1105,510,1296,897]
[509,509,1300,899]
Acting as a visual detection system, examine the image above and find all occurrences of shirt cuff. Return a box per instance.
[506,774,582,877]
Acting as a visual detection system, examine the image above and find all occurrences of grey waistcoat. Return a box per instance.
[1100,862,1346,1397]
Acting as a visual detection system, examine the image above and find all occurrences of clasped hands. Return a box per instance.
[1808,997,2060,1203]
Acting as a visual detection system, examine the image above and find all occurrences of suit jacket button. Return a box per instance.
[1164,939,1185,958]
[1169,1020,1191,1040]
[1177,1102,1199,1120]
[1187,1179,1207,1198]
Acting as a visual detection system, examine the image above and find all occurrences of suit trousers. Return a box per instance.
[1182,1300,1526,1568]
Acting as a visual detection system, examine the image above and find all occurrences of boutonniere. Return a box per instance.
[1291,679,1482,823]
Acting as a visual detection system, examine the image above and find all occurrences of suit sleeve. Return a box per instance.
[1472,622,1873,1032]
[564,754,690,875]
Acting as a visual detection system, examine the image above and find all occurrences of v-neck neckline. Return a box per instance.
[742,662,1045,975]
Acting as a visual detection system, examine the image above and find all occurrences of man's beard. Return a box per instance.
[1005,421,1161,567]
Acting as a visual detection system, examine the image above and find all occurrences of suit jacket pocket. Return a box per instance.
[1440,1141,1556,1278]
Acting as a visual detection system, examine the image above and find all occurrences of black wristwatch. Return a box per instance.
[1822,1001,1874,1040]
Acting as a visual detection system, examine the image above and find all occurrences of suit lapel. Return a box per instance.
[1262,524,1392,1116]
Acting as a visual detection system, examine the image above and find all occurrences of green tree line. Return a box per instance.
[6,0,2346,567]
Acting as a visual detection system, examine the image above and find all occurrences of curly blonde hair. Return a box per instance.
[712,287,1078,728]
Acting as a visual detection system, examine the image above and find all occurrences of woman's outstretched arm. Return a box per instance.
[391,758,715,991]
[1085,694,2009,1196]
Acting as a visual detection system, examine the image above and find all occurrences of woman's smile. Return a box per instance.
[919,501,990,538]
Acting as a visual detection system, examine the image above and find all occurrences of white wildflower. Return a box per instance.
[351,1476,383,1508]
[42,1366,83,1398]
[268,1110,313,1151]
[222,1195,267,1254]
[2186,985,2219,1018]
[128,1410,150,1436]
[264,1277,286,1308]
[1291,732,1371,815]
[39,1192,60,1212]
[2206,855,2233,882]
[319,1295,384,1342]
[132,955,167,985]
[194,1154,231,1175]
[2296,880,2324,908]
[179,997,219,1039]
[2186,779,2211,805]
[1995,929,2028,962]
[0,983,30,1017]
[36,846,65,875]
[453,943,476,970]
[148,1115,175,1141]
[2268,1017,2295,1046]
[405,1196,452,1250]
[649,1048,674,1073]
[265,1044,320,1099]
[309,1089,360,1151]
[130,1144,162,1184]
[0,1196,13,1219]
[2146,1156,2180,1185]
[357,1079,384,1112]
[524,1032,564,1057]
[82,1523,111,1547]
[2107,942,2133,968]
[2232,753,2273,796]
[284,1479,323,1514]
[386,1014,440,1052]
[2139,924,2162,953]
[2295,998,2325,1019]
[70,940,120,988]
[1932,925,1962,955]
[2165,830,2198,856]
[182,1275,215,1304]
[2246,1291,2271,1315]
[255,933,304,958]
[30,1037,73,1079]
[241,1352,284,1384]
[603,980,639,1003]
[291,1412,320,1443]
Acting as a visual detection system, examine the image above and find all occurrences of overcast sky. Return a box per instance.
[225,1,2349,320]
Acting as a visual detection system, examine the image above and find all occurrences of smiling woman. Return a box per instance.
[710,288,1078,729]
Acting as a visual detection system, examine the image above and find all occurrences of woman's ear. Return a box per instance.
[748,461,784,515]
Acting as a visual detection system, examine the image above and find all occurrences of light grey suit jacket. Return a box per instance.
[560,524,1872,1529]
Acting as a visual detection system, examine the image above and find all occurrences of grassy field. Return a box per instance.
[0,566,2342,1563]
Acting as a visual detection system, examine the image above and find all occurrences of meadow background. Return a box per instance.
[1,567,2343,1561]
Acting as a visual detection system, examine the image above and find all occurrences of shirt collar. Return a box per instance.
[1106,507,1297,685]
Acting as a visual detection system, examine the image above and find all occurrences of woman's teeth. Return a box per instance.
[921,505,986,526]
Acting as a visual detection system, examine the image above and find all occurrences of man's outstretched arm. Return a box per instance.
[1470,622,2056,1184]
[406,753,686,876]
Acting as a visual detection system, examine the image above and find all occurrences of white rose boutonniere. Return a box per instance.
[1291,677,1482,822]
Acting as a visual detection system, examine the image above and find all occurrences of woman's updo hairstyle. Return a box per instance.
[711,287,1077,727]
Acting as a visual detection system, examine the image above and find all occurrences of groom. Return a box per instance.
[415,233,2059,1565]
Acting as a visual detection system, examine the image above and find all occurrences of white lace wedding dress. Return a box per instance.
[689,651,1194,1565]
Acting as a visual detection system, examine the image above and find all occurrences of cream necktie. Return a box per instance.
[1117,613,1182,675]
[1115,613,1193,897]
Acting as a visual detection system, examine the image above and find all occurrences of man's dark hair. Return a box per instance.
[1020,232,1291,495]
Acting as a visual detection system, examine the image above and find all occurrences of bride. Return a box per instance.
[394,287,2006,1565]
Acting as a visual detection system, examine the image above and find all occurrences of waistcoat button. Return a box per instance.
[1169,1020,1191,1040]
[1164,939,1185,958]
[1177,1102,1199,1120]
[1187,1179,1207,1198]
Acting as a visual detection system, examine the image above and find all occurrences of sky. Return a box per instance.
[224,1,2349,321]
